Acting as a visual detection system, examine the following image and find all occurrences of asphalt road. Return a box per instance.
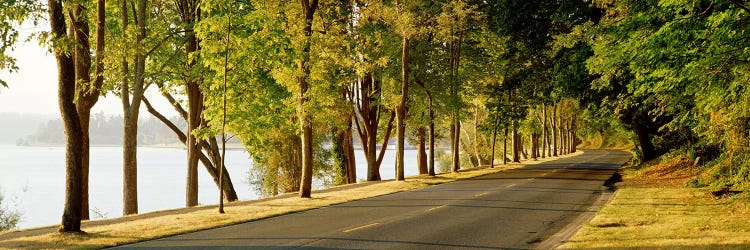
[114,149,631,250]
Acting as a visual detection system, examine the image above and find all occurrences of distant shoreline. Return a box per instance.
[6,143,248,150]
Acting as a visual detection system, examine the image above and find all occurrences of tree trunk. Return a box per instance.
[559,121,564,155]
[365,114,379,181]
[552,103,558,157]
[343,121,357,184]
[571,118,577,153]
[332,122,356,185]
[354,73,392,182]
[531,133,537,160]
[562,120,568,155]
[417,127,428,175]
[122,0,147,215]
[298,0,319,198]
[473,109,484,166]
[634,122,656,161]
[542,104,547,159]
[512,121,520,163]
[206,137,239,201]
[77,109,91,220]
[395,36,409,181]
[122,110,139,215]
[332,129,347,184]
[70,0,94,220]
[451,120,461,172]
[428,95,436,176]
[449,32,463,173]
[490,123,497,168]
[49,0,83,232]
[503,127,508,165]
[182,0,203,208]
[520,133,527,160]
[185,56,202,208]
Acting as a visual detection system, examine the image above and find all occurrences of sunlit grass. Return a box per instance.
[561,154,750,249]
[0,154,572,249]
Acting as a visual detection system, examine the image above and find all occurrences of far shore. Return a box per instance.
[9,143,248,150]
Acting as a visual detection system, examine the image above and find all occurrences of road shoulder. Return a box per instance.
[559,153,750,249]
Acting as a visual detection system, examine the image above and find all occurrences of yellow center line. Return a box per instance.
[426,205,447,211]
[506,183,517,188]
[474,192,490,197]
[343,222,380,233]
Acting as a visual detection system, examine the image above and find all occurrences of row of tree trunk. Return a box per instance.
[50,0,240,232]
[504,103,579,167]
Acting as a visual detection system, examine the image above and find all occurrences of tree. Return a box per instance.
[48,0,84,232]
[295,0,319,198]
[0,1,42,88]
[118,0,148,215]
[177,0,204,208]
[394,0,412,181]
[349,1,399,181]
[0,191,20,231]
[71,0,107,221]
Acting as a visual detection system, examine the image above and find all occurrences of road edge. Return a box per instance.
[535,169,624,249]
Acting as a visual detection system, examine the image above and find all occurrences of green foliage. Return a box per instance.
[581,0,750,186]
[0,0,43,88]
[0,190,20,231]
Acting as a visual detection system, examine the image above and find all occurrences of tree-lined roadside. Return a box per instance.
[2,0,750,244]
[0,153,580,249]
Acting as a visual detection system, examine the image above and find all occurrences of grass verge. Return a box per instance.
[0,154,573,250]
[560,153,750,249]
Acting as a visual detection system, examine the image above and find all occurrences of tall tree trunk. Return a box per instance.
[122,0,147,215]
[503,127,508,165]
[298,0,319,198]
[567,119,573,154]
[77,109,91,220]
[512,121,520,163]
[541,104,547,159]
[552,102,558,157]
[428,94,436,176]
[562,120,568,155]
[395,36,409,181]
[417,127,428,175]
[332,129,348,184]
[70,0,95,220]
[354,73,394,182]
[205,137,239,201]
[449,32,463,173]
[473,108,484,166]
[365,114,379,181]
[531,133,537,160]
[571,118,577,153]
[49,0,83,232]
[180,0,203,208]
[563,120,568,154]
[518,133,529,160]
[490,123,497,168]
[332,119,356,185]
[343,121,357,184]
[185,55,202,208]
[634,122,656,161]
[451,120,461,172]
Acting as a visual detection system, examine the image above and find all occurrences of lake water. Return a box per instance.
[0,144,422,229]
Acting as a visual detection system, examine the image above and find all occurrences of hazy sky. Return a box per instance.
[0,23,175,116]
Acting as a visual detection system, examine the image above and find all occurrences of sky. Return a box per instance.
[0,23,175,117]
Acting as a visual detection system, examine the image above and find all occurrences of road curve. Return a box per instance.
[113,149,631,249]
